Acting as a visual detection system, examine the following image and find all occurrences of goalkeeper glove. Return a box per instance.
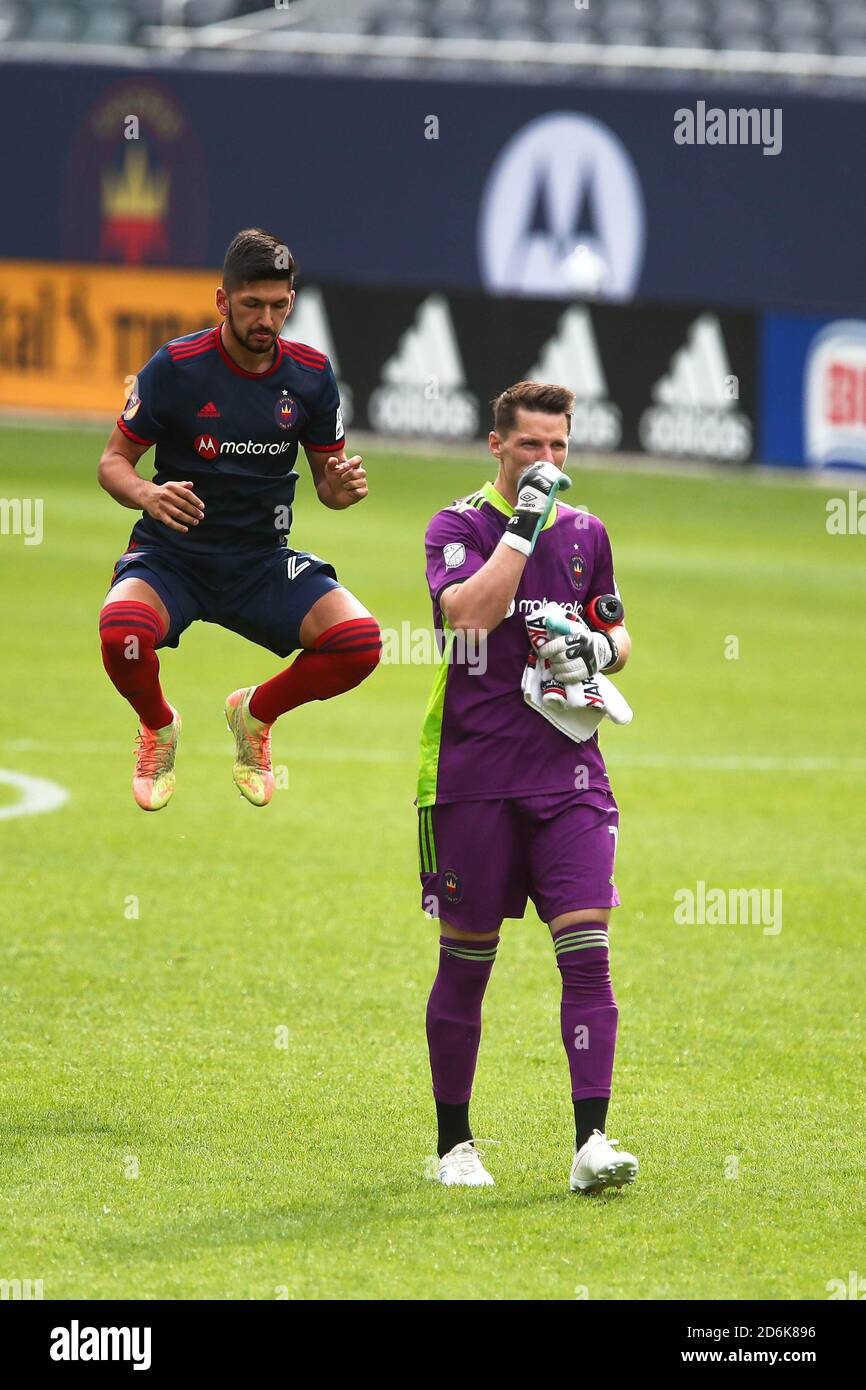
[501,462,571,557]
[538,611,618,684]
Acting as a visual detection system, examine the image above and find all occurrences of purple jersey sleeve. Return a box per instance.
[116,348,172,447]
[299,359,346,453]
[425,508,488,604]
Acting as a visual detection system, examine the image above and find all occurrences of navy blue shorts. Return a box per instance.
[107,541,340,657]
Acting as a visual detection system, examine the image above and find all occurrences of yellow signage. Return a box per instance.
[0,260,219,414]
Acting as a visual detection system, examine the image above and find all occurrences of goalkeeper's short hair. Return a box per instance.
[491,381,575,439]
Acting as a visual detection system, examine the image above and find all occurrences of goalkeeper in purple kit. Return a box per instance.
[417,380,639,1192]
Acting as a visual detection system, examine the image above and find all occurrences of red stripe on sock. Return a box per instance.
[249,616,381,724]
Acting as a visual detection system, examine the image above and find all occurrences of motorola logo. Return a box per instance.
[478,112,646,301]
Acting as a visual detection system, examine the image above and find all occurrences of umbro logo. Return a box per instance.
[197,401,220,417]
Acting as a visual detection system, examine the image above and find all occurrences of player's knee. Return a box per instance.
[319,615,382,687]
[557,950,616,1006]
[99,601,164,662]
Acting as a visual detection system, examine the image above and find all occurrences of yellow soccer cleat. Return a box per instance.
[225,687,274,806]
[132,708,181,812]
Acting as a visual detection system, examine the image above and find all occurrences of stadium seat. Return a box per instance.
[376,16,429,38]
[601,27,655,47]
[0,0,20,40]
[658,28,711,49]
[598,0,647,23]
[489,0,537,17]
[377,0,426,16]
[24,2,82,40]
[770,1,823,35]
[718,0,768,27]
[829,9,866,41]
[657,0,709,23]
[80,6,136,43]
[496,20,544,41]
[545,19,601,46]
[775,33,829,54]
[717,31,773,50]
[184,0,241,25]
[433,0,484,18]
[430,16,488,40]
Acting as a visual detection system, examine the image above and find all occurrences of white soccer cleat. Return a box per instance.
[433,1141,496,1187]
[570,1129,639,1194]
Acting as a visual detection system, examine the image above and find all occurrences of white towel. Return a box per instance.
[521,606,633,744]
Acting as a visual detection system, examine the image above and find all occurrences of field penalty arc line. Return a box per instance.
[0,769,69,821]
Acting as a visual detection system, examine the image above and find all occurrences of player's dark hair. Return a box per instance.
[492,381,575,438]
[222,229,295,293]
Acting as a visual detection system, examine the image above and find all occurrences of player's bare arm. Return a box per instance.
[305,448,368,510]
[98,427,205,535]
[603,623,630,673]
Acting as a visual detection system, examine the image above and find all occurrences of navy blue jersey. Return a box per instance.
[117,327,345,553]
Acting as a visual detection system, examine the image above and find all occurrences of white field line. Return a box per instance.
[0,769,69,820]
[1,740,864,774]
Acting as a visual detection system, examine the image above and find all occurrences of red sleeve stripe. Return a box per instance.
[168,335,219,360]
[281,340,327,369]
[300,438,346,452]
[117,418,155,445]
[167,327,214,348]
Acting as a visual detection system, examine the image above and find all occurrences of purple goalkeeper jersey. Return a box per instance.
[417,479,623,806]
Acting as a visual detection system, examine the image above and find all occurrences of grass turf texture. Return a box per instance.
[1,422,864,1300]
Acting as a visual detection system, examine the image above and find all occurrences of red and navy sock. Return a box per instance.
[249,616,381,725]
[426,935,499,1156]
[99,601,173,732]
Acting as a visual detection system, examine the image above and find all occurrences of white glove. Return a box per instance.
[537,614,617,684]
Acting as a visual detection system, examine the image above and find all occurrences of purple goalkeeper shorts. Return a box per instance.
[417,790,621,933]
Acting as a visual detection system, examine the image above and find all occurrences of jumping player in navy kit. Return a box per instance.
[97,228,381,810]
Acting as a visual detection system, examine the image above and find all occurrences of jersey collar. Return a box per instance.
[480,479,559,532]
[217,327,283,379]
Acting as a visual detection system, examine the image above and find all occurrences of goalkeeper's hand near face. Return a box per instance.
[500,461,571,556]
[538,612,619,684]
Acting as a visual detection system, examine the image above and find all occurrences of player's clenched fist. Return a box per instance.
[144,480,206,533]
[501,461,571,556]
[538,613,618,684]
[324,455,368,508]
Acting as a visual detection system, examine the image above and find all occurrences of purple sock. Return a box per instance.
[426,936,499,1104]
[553,923,618,1100]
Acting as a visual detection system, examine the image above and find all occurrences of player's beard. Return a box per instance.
[227,305,276,356]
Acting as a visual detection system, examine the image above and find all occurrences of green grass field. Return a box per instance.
[1,422,864,1300]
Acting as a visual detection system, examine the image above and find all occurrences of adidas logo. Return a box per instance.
[280,287,353,427]
[527,307,621,451]
[368,295,479,439]
[197,401,220,417]
[639,314,751,460]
